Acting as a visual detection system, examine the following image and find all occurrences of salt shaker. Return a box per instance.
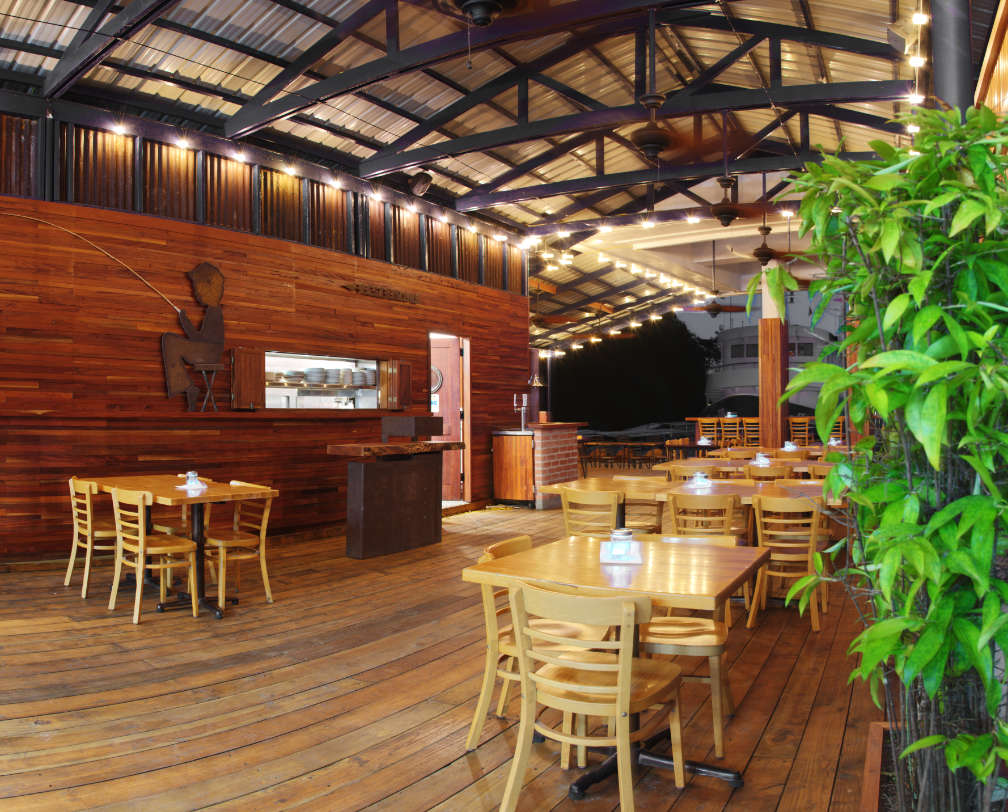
[185,470,199,487]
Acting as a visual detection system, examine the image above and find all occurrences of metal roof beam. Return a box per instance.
[365,80,910,179]
[478,131,602,194]
[43,0,183,99]
[224,0,735,138]
[368,25,624,157]
[244,0,387,111]
[787,103,904,133]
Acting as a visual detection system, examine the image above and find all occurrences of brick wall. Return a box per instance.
[533,424,580,509]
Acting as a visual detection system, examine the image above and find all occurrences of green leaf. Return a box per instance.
[904,382,947,469]
[912,305,943,345]
[922,190,960,216]
[861,350,936,374]
[901,735,947,758]
[950,198,986,236]
[908,270,933,306]
[879,219,900,262]
[915,360,973,386]
[882,293,910,332]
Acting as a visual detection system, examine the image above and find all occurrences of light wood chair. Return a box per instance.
[829,417,846,444]
[808,462,834,479]
[65,477,118,599]
[719,418,742,446]
[465,536,608,751]
[787,416,814,445]
[561,488,620,535]
[204,482,274,610]
[664,464,698,482]
[775,447,810,461]
[747,495,824,632]
[663,493,751,626]
[499,584,685,812]
[725,447,757,460]
[745,462,793,482]
[613,475,664,533]
[108,488,198,624]
[742,417,761,447]
[697,417,720,445]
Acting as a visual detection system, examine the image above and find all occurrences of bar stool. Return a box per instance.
[192,362,228,411]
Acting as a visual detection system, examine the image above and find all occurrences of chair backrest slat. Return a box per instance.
[561,488,619,535]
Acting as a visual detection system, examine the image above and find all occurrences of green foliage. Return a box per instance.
[756,106,1008,807]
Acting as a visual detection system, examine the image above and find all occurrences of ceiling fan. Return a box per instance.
[705,114,767,227]
[435,0,530,27]
[677,241,746,317]
[751,174,801,266]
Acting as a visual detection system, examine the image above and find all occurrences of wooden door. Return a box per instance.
[430,337,462,500]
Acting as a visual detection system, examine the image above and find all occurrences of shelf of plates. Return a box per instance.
[264,351,379,409]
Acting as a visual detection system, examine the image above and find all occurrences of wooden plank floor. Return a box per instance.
[0,507,880,810]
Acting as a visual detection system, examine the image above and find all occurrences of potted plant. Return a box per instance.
[753,105,1008,809]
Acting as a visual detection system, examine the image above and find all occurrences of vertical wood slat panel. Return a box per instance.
[0,113,35,197]
[204,154,252,231]
[72,126,133,210]
[426,218,452,276]
[307,181,348,251]
[483,239,503,289]
[369,200,386,261]
[506,245,523,293]
[260,168,301,241]
[458,228,479,283]
[390,205,420,268]
[758,317,789,449]
[142,140,196,220]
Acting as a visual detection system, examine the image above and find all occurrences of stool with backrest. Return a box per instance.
[742,417,761,447]
[465,535,610,753]
[561,488,620,535]
[499,584,685,812]
[108,488,198,624]
[65,477,118,599]
[788,416,814,445]
[719,418,742,446]
[204,482,274,611]
[697,417,720,445]
[747,494,824,631]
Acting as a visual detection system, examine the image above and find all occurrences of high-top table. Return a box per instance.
[463,535,769,789]
[90,474,278,618]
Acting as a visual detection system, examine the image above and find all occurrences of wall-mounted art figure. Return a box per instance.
[162,262,226,411]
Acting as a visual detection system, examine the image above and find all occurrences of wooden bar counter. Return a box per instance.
[327,437,464,559]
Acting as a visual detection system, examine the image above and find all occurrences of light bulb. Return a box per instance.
[111,123,128,135]
[283,165,296,176]
[557,230,571,238]
[599,225,613,233]
[906,123,921,134]
[908,54,926,68]
[912,12,929,25]
[907,92,925,105]
[641,219,655,229]
[175,138,190,150]
[686,215,700,224]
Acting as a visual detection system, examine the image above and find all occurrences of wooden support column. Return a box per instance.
[759,279,788,448]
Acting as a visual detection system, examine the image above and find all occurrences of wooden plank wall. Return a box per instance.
[0,196,529,559]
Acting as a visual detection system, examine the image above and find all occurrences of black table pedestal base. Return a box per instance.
[156,592,238,619]
[567,732,743,800]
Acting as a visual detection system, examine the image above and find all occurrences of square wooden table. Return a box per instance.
[463,535,769,789]
[90,474,278,618]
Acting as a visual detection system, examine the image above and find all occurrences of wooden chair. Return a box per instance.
[65,477,118,599]
[808,462,834,479]
[788,416,814,445]
[747,495,824,632]
[613,475,664,533]
[775,447,810,461]
[697,417,720,445]
[465,536,610,751]
[663,493,751,626]
[204,482,274,610]
[499,584,685,811]
[745,462,793,482]
[719,418,742,446]
[107,488,198,624]
[561,488,620,535]
[829,417,846,444]
[725,447,756,460]
[664,464,698,482]
[742,417,761,447]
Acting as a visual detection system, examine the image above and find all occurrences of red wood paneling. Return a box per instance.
[458,228,479,284]
[143,140,196,221]
[204,154,252,231]
[0,197,529,558]
[70,126,133,210]
[260,168,301,241]
[0,114,34,198]
[426,218,452,277]
[390,205,420,269]
[307,181,348,251]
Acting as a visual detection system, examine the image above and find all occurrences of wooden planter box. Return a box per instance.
[860,721,891,812]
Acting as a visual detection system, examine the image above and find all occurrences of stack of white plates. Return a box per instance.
[352,370,366,386]
[339,369,353,386]
[325,368,342,384]
[305,367,326,385]
[364,369,376,386]
[283,370,304,384]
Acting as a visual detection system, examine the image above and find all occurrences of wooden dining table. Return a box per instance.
[659,479,833,506]
[652,458,831,477]
[89,474,278,618]
[462,535,769,789]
